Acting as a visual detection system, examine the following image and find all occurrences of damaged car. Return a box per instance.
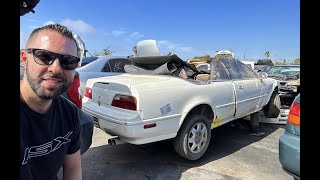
[82,54,280,160]
[266,65,300,97]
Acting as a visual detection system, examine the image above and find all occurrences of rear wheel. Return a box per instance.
[173,114,211,160]
[263,91,281,118]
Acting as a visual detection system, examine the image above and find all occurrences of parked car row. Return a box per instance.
[266,65,300,97]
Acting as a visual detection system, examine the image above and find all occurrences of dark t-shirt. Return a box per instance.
[20,95,81,180]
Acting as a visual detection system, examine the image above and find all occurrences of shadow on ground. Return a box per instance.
[69,119,285,180]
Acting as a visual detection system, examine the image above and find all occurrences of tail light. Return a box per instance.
[66,74,82,108]
[111,95,137,111]
[287,102,300,126]
[84,87,92,99]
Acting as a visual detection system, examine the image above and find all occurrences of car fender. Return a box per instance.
[178,98,216,130]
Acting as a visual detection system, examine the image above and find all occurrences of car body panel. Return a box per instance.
[279,94,300,179]
[233,79,262,116]
[279,128,300,178]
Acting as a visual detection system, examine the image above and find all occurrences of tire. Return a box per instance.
[263,91,281,118]
[173,114,211,160]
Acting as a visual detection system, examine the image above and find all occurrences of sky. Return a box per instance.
[20,0,300,62]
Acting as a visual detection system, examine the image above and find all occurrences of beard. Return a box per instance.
[25,63,73,100]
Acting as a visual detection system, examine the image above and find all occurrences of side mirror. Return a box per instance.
[258,72,268,78]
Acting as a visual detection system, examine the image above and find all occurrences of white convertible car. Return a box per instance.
[82,55,280,160]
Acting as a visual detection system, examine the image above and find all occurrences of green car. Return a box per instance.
[279,94,300,179]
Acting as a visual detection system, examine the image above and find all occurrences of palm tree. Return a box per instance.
[94,47,114,56]
[132,45,138,57]
[265,51,270,59]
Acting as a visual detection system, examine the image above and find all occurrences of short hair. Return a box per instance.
[26,23,79,56]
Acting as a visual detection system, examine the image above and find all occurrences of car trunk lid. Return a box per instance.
[89,74,171,108]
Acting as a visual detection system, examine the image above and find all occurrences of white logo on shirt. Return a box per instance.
[22,131,73,165]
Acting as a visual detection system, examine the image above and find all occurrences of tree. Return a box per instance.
[293,58,300,64]
[132,45,138,57]
[265,51,270,59]
[94,46,114,56]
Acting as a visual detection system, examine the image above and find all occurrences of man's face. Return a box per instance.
[22,30,77,99]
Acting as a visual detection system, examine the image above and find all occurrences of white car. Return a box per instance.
[82,55,280,160]
[76,56,131,96]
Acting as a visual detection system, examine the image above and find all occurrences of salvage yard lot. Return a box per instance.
[60,119,292,180]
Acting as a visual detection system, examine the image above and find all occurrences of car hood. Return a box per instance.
[268,73,299,81]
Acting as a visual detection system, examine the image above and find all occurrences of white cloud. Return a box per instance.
[154,40,199,60]
[60,19,95,35]
[167,44,179,50]
[28,25,40,29]
[43,21,56,26]
[25,18,41,23]
[112,30,127,37]
[130,32,144,38]
[157,40,180,50]
[179,47,193,53]
[157,40,170,46]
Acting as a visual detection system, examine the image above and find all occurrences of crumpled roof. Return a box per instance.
[127,54,199,75]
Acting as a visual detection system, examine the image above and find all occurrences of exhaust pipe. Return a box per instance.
[108,137,125,146]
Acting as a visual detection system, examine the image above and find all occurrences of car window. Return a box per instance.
[237,61,258,79]
[196,63,211,73]
[220,59,242,79]
[267,66,300,76]
[107,59,132,72]
[210,60,230,80]
[81,56,99,67]
[183,66,197,77]
[101,61,111,72]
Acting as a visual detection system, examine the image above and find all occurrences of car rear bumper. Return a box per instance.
[83,104,181,144]
[279,131,300,178]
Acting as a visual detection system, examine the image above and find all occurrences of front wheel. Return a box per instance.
[263,91,281,118]
[173,114,211,160]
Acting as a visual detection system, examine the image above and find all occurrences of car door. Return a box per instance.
[220,59,263,117]
[209,60,235,122]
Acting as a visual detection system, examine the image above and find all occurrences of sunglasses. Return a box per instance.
[26,48,80,70]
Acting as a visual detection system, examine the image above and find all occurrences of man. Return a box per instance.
[20,24,82,180]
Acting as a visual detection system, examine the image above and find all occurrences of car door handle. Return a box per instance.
[238,85,244,89]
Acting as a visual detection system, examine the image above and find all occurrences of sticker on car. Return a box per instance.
[160,104,172,116]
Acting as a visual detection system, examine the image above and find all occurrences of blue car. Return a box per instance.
[279,94,300,179]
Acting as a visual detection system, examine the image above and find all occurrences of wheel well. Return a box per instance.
[186,104,214,124]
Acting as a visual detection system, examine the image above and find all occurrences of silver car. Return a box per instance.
[77,56,132,96]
